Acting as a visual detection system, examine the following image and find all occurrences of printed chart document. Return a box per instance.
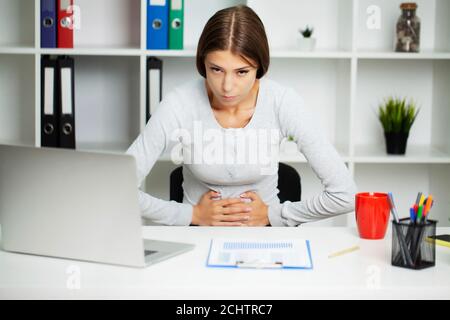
[207,238,313,269]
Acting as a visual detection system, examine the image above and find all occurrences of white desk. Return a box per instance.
[1,226,449,299]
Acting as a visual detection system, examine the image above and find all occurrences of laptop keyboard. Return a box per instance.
[145,250,158,256]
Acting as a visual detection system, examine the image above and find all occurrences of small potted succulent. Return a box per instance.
[377,96,420,155]
[297,25,316,51]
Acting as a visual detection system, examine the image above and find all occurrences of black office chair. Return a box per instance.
[169,163,301,203]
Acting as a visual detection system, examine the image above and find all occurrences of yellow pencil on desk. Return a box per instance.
[328,245,360,258]
[425,235,450,248]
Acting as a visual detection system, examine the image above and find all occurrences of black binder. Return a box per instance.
[146,57,163,122]
[57,56,76,149]
[41,55,59,148]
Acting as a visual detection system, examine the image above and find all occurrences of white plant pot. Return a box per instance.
[297,37,316,51]
[280,139,298,154]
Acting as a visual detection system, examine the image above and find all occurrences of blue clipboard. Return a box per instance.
[206,238,313,269]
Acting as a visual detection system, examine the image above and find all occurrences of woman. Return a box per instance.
[126,5,356,227]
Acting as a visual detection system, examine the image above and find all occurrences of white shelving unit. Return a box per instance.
[1,0,449,226]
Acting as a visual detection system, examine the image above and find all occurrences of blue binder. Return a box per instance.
[147,0,169,49]
[41,0,57,48]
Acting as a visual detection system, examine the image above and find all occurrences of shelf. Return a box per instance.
[158,149,183,162]
[354,145,450,163]
[0,48,195,57]
[279,144,350,163]
[4,48,450,60]
[145,49,197,57]
[39,48,142,57]
[146,49,353,59]
[356,51,450,60]
[270,50,352,59]
[279,151,307,163]
[76,141,131,154]
[0,47,36,55]
[4,47,449,60]
[158,145,450,165]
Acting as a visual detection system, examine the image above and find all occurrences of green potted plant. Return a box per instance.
[297,25,316,51]
[377,96,420,154]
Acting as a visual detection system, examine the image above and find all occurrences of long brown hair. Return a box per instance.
[196,5,270,79]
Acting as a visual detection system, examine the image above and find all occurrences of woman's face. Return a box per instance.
[204,50,258,108]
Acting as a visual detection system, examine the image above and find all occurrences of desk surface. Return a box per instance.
[1,226,449,299]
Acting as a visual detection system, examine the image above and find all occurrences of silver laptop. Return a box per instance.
[0,144,194,268]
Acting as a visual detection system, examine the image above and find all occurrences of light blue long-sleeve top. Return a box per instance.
[126,77,357,226]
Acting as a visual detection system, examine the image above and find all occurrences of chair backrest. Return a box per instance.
[170,166,184,203]
[277,162,301,203]
[170,163,301,203]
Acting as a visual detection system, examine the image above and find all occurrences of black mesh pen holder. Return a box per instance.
[392,218,437,270]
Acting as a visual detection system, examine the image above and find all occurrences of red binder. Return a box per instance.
[57,0,73,48]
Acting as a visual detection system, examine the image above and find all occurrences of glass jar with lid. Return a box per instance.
[395,2,421,53]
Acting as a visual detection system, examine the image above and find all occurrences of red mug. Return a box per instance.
[355,192,391,239]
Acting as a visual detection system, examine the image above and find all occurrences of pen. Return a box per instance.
[414,192,422,215]
[413,204,418,218]
[389,192,413,266]
[418,194,425,207]
[414,193,425,223]
[423,195,433,222]
[413,197,433,263]
[409,207,416,223]
[387,192,400,223]
[416,205,423,224]
[415,192,422,206]
[328,245,360,258]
